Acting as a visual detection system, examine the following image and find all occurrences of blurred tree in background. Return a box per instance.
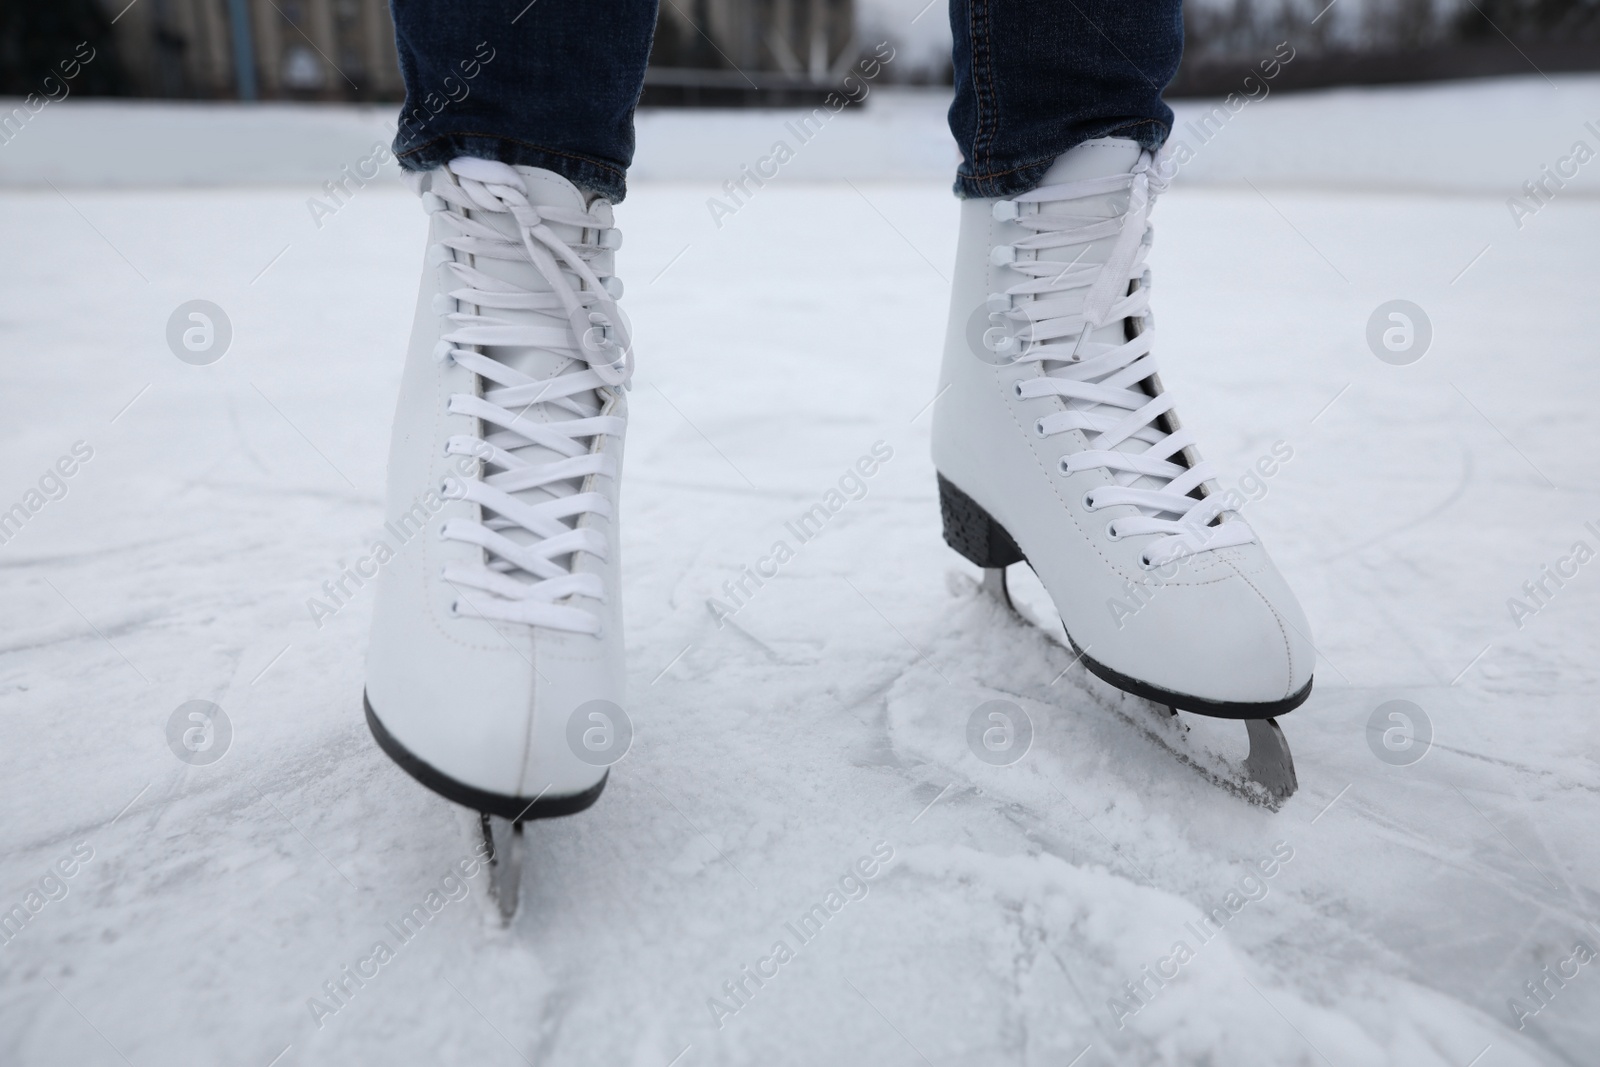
[1457,0,1600,40]
[1182,0,1600,59]
[1172,0,1600,95]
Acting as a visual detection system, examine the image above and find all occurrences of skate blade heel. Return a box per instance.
[938,473,1024,569]
[1243,718,1298,800]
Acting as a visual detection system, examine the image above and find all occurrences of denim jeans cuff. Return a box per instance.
[953,118,1170,199]
[394,131,630,202]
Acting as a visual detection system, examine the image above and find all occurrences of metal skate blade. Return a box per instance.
[986,564,1069,641]
[985,563,1299,809]
[479,813,525,925]
[980,567,1012,610]
[1243,718,1298,801]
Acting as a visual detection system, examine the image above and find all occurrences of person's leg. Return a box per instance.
[367,4,654,883]
[947,0,1183,198]
[932,1,1313,800]
[388,0,659,200]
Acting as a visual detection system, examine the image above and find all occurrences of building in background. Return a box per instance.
[105,0,402,101]
[643,0,858,106]
[16,0,858,106]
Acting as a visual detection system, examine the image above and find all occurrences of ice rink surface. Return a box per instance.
[1,79,1598,1066]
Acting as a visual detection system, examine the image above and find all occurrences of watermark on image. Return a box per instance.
[0,42,97,147]
[1105,441,1294,631]
[965,294,1029,366]
[394,41,496,141]
[1366,699,1432,767]
[167,300,232,365]
[1216,440,1296,513]
[303,42,496,232]
[1158,42,1296,177]
[707,440,894,628]
[307,844,491,1029]
[706,841,895,1029]
[1366,300,1431,365]
[166,700,232,766]
[0,842,95,950]
[1109,841,1294,1029]
[1506,520,1599,631]
[1508,938,1596,1031]
[307,142,396,229]
[0,440,94,547]
[1506,121,1600,231]
[566,700,633,766]
[306,444,489,629]
[705,42,896,229]
[966,699,1033,766]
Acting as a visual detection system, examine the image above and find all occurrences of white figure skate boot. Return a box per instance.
[931,138,1312,798]
[364,159,631,851]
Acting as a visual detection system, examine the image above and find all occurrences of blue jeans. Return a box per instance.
[390,1,1183,201]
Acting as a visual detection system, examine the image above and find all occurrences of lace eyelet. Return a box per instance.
[1081,491,1098,511]
[1012,380,1025,399]
[1033,419,1048,438]
[1137,554,1154,570]
[1105,521,1124,542]
[447,599,461,616]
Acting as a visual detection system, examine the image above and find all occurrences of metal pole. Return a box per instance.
[228,0,259,100]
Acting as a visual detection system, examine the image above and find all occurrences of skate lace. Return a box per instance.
[416,158,631,633]
[992,151,1255,568]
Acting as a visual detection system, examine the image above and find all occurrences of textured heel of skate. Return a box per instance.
[938,473,1024,569]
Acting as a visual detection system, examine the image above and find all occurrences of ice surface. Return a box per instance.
[1,78,1597,1066]
[10,74,1600,194]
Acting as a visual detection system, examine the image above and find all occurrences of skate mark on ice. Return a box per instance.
[1325,448,1474,562]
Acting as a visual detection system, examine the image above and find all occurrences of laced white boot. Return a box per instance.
[365,159,630,817]
[932,138,1314,716]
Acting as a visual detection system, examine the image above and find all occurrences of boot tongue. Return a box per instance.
[462,167,610,552]
[1035,138,1142,354]
[468,167,597,384]
[1029,140,1174,502]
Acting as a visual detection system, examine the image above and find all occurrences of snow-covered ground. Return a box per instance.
[2,78,1598,1066]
